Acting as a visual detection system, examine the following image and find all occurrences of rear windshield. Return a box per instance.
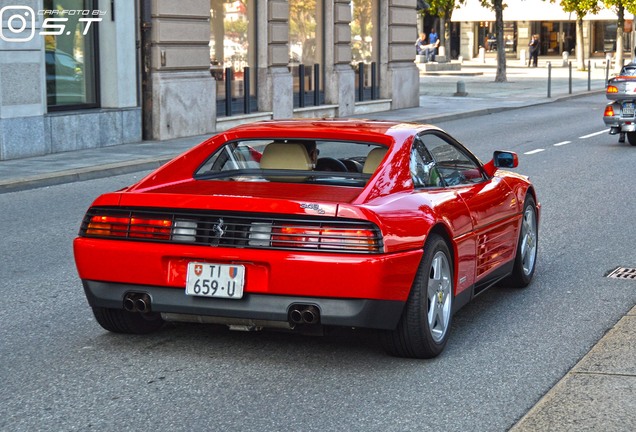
[620,66,636,76]
[194,139,387,187]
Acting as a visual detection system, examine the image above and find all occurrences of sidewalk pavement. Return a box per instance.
[1,58,634,431]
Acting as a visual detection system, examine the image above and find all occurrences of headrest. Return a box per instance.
[260,142,312,170]
[362,147,388,174]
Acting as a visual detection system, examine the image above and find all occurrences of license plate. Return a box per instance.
[185,262,245,299]
[623,102,635,116]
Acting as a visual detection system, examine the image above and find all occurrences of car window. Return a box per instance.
[417,133,486,187]
[194,139,386,187]
[620,66,636,76]
[410,138,443,188]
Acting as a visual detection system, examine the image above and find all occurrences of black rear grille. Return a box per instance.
[80,207,383,254]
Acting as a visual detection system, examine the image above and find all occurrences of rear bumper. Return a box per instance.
[82,280,406,330]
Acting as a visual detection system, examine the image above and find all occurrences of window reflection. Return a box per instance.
[289,0,322,107]
[44,0,99,108]
[210,0,255,116]
[289,0,318,65]
[351,0,374,64]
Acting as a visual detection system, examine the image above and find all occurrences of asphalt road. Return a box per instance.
[1,93,634,431]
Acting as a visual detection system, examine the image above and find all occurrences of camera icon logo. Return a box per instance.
[0,6,36,42]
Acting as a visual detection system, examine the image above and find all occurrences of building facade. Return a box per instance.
[0,0,420,160]
[451,0,634,62]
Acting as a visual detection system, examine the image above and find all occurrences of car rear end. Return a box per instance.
[74,125,424,333]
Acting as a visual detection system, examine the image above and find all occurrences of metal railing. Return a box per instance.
[355,62,378,102]
[215,66,258,117]
[293,64,323,108]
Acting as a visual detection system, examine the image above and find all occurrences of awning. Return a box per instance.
[451,0,633,22]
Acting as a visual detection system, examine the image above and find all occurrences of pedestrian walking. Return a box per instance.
[528,34,540,67]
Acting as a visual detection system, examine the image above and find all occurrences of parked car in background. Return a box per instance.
[603,62,636,145]
[74,119,539,359]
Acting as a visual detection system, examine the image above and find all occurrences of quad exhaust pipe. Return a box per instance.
[123,292,151,313]
[288,304,320,325]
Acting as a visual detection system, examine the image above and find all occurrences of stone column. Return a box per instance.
[257,0,292,119]
[379,0,419,110]
[0,0,48,160]
[149,0,214,140]
[324,0,355,117]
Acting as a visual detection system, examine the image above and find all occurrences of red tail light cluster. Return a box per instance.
[604,106,615,117]
[80,208,383,253]
[271,225,378,251]
[86,215,172,240]
[606,85,618,94]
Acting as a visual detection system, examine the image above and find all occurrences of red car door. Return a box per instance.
[455,178,518,282]
[417,132,519,287]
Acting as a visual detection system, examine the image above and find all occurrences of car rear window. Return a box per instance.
[194,139,387,187]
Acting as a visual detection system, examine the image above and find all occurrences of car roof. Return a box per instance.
[221,119,440,144]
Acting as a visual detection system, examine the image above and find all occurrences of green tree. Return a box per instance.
[428,0,466,60]
[552,0,600,70]
[603,0,636,71]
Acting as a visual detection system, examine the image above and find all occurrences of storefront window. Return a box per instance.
[478,22,517,54]
[289,0,319,65]
[351,0,375,64]
[539,21,576,56]
[44,0,99,109]
[289,0,322,107]
[593,21,631,54]
[210,0,256,116]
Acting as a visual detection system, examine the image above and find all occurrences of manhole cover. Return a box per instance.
[606,267,636,280]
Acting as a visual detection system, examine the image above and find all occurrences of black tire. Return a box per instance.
[381,234,454,359]
[92,307,164,334]
[628,132,636,146]
[505,195,538,288]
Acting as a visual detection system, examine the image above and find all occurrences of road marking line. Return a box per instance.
[554,141,571,146]
[524,149,545,155]
[579,130,608,139]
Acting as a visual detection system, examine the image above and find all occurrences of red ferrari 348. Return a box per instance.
[74,119,539,358]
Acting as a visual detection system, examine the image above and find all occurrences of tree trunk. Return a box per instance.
[442,17,451,60]
[576,15,585,71]
[494,0,506,82]
[615,4,625,73]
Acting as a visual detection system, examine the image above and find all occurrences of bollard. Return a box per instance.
[478,47,486,64]
[562,51,569,67]
[454,80,468,97]
[520,49,527,66]
[588,60,591,91]
[568,61,572,94]
[547,62,552,98]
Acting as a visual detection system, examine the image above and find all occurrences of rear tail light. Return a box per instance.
[604,106,615,117]
[270,225,379,251]
[172,220,197,242]
[85,214,173,240]
[607,85,618,94]
[130,217,172,239]
[86,216,130,237]
[81,208,383,253]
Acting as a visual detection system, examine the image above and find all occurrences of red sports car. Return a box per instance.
[74,119,539,358]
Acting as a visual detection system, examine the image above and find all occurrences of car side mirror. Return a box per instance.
[483,151,518,177]
[493,151,518,168]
